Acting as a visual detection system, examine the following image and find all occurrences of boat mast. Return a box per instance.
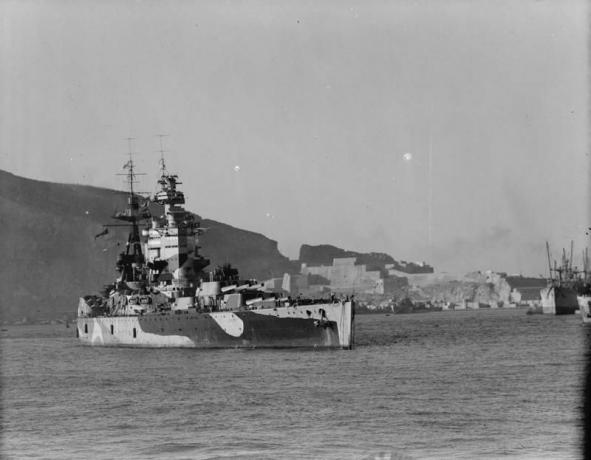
[583,248,588,283]
[585,247,590,284]
[117,137,145,259]
[569,240,574,275]
[546,241,553,282]
[157,134,168,177]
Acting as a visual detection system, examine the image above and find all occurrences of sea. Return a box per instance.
[1,308,588,460]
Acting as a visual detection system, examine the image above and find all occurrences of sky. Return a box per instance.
[1,0,588,276]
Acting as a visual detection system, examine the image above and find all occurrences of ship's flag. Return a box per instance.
[95,227,109,239]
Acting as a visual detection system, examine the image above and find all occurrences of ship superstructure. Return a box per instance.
[540,242,579,315]
[77,154,354,348]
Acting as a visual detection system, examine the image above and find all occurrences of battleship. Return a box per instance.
[76,155,354,348]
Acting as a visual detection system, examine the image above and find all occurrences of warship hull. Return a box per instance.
[578,295,591,323]
[540,286,578,315]
[77,301,354,349]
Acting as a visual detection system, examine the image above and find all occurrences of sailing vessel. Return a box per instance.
[540,242,578,315]
[76,153,354,348]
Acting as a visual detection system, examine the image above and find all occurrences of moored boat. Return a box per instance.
[540,285,578,315]
[540,242,578,315]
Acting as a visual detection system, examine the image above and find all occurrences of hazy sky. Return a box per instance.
[1,0,588,275]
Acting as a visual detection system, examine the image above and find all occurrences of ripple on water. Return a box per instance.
[0,309,585,459]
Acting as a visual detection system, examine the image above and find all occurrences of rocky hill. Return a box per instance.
[299,244,396,271]
[0,170,296,323]
[299,244,434,274]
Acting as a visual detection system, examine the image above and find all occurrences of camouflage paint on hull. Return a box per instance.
[77,302,354,349]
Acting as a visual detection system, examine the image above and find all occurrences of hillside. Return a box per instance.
[0,170,296,323]
[299,244,395,270]
[299,244,434,273]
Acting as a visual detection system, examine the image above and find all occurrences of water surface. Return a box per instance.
[1,309,587,459]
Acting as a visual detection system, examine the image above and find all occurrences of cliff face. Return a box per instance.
[411,281,502,305]
[299,244,434,274]
[299,244,395,269]
[0,170,296,323]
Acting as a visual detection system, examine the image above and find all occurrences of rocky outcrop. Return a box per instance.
[389,271,544,307]
[299,244,433,273]
[412,281,501,305]
[299,244,395,270]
